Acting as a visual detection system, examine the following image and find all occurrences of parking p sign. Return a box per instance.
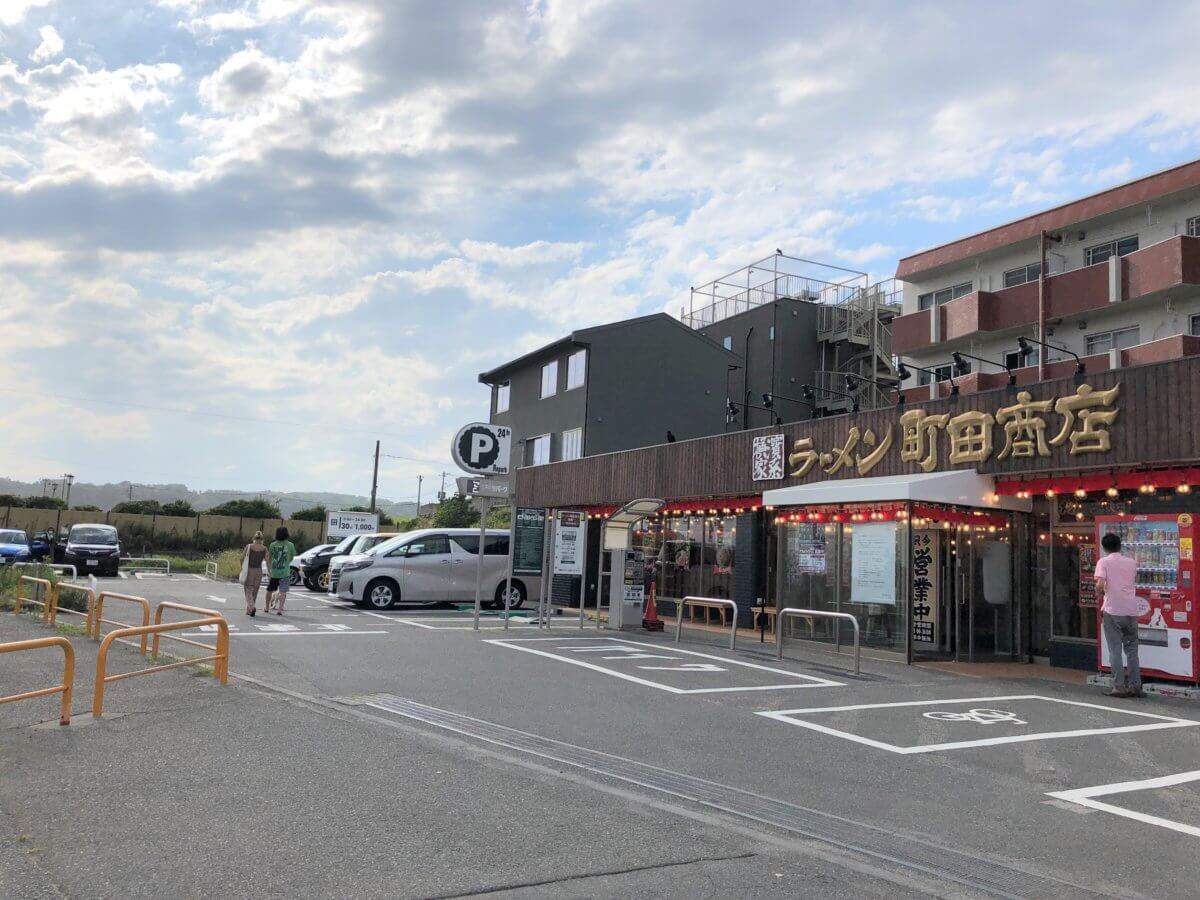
[451,422,511,476]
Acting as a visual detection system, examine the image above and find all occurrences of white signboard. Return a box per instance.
[849,522,897,606]
[451,422,512,476]
[553,511,584,575]
[326,510,380,540]
[752,434,785,481]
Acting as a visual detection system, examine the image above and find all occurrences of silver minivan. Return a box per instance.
[335,528,530,611]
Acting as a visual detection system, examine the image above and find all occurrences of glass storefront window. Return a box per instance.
[705,516,736,599]
[1051,528,1097,642]
[652,516,704,604]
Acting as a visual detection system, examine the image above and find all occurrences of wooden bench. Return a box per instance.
[686,598,730,627]
[751,605,778,633]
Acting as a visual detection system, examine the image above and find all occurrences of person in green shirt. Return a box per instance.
[266,526,297,615]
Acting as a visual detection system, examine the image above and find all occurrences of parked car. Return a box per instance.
[335,528,529,611]
[326,532,400,594]
[0,529,33,566]
[299,533,396,592]
[291,543,335,587]
[62,523,121,576]
[29,531,52,561]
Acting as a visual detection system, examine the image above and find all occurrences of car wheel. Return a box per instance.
[364,578,399,610]
[494,580,526,610]
[316,569,331,592]
[289,570,301,587]
[303,576,321,592]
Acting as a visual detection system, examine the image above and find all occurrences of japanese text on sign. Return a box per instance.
[777,383,1121,481]
[911,531,939,645]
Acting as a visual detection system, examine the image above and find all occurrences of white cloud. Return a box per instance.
[0,0,51,27]
[29,24,62,62]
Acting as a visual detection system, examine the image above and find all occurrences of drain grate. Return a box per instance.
[340,693,1116,900]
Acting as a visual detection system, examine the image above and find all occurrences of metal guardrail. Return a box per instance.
[89,591,152,656]
[93,602,229,718]
[121,557,171,574]
[775,607,861,676]
[675,596,738,650]
[14,576,55,624]
[0,636,75,725]
[11,562,77,579]
[54,583,96,628]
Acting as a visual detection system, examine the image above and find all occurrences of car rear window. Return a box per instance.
[451,535,509,555]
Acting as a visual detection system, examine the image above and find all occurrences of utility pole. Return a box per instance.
[369,440,380,512]
[416,475,424,519]
[438,471,449,501]
[129,483,134,502]
[63,473,74,508]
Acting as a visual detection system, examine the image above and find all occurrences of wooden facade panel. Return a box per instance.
[516,356,1200,508]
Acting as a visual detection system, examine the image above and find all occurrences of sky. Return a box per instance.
[3,0,1200,503]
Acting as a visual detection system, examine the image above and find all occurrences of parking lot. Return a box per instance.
[43,573,1200,898]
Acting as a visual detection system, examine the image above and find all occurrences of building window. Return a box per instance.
[1188,216,1200,238]
[1003,262,1041,288]
[1190,313,1200,336]
[917,281,972,311]
[566,349,586,391]
[1004,347,1038,370]
[495,382,510,414]
[1085,326,1140,355]
[722,335,733,351]
[769,325,775,340]
[561,427,582,461]
[917,363,955,386]
[1084,235,1139,266]
[540,361,558,399]
[529,434,551,466]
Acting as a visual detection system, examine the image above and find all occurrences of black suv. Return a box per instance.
[298,535,357,591]
[63,523,121,576]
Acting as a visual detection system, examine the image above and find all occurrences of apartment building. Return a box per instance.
[478,313,738,468]
[892,158,1200,394]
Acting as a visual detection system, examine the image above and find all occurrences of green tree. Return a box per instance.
[71,504,102,512]
[390,516,418,532]
[431,495,480,528]
[161,500,197,518]
[205,499,281,518]
[0,494,22,507]
[291,505,327,521]
[19,496,67,510]
[111,499,164,515]
[486,506,511,528]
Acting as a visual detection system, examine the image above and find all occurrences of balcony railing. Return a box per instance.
[892,234,1200,354]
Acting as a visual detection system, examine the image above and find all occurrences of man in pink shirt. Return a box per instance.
[1094,532,1143,698]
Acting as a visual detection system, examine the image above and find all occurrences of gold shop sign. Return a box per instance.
[759,383,1121,482]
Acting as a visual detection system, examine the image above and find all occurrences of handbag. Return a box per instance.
[238,554,249,584]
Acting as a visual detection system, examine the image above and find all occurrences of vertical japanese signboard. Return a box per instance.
[553,511,584,575]
[513,507,547,576]
[911,530,940,647]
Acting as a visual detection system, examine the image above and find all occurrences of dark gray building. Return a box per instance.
[478,313,740,467]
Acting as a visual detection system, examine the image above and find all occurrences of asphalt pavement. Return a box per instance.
[3,572,1199,898]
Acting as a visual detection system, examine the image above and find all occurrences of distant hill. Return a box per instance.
[0,478,419,519]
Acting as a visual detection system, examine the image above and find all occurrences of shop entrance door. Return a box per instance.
[954,531,1018,661]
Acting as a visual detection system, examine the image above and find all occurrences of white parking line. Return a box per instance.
[1047,771,1200,838]
[486,637,844,693]
[757,695,1199,754]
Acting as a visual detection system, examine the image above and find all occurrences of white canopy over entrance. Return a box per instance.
[762,470,1030,512]
[603,497,665,549]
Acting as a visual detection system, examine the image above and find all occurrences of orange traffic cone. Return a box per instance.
[642,582,664,632]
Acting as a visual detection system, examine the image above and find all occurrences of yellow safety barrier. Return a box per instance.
[93,605,229,718]
[14,576,55,624]
[1,636,75,725]
[89,591,152,656]
[54,582,95,628]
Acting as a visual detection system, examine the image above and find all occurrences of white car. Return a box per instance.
[335,528,530,611]
[326,532,399,594]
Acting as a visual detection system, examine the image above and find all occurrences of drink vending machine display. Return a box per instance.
[1094,514,1198,683]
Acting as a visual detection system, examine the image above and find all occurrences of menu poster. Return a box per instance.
[623,551,645,602]
[1078,542,1098,608]
[849,522,897,606]
[512,507,547,576]
[553,511,584,576]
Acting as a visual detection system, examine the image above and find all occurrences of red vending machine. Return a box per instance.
[1094,514,1198,684]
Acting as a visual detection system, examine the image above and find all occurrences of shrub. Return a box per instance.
[292,505,326,521]
[205,499,281,518]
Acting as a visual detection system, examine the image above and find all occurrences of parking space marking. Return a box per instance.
[757,695,1199,753]
[486,636,844,693]
[1047,771,1200,838]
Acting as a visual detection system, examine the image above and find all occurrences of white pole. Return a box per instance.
[472,499,489,631]
[578,516,588,629]
[502,504,515,631]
